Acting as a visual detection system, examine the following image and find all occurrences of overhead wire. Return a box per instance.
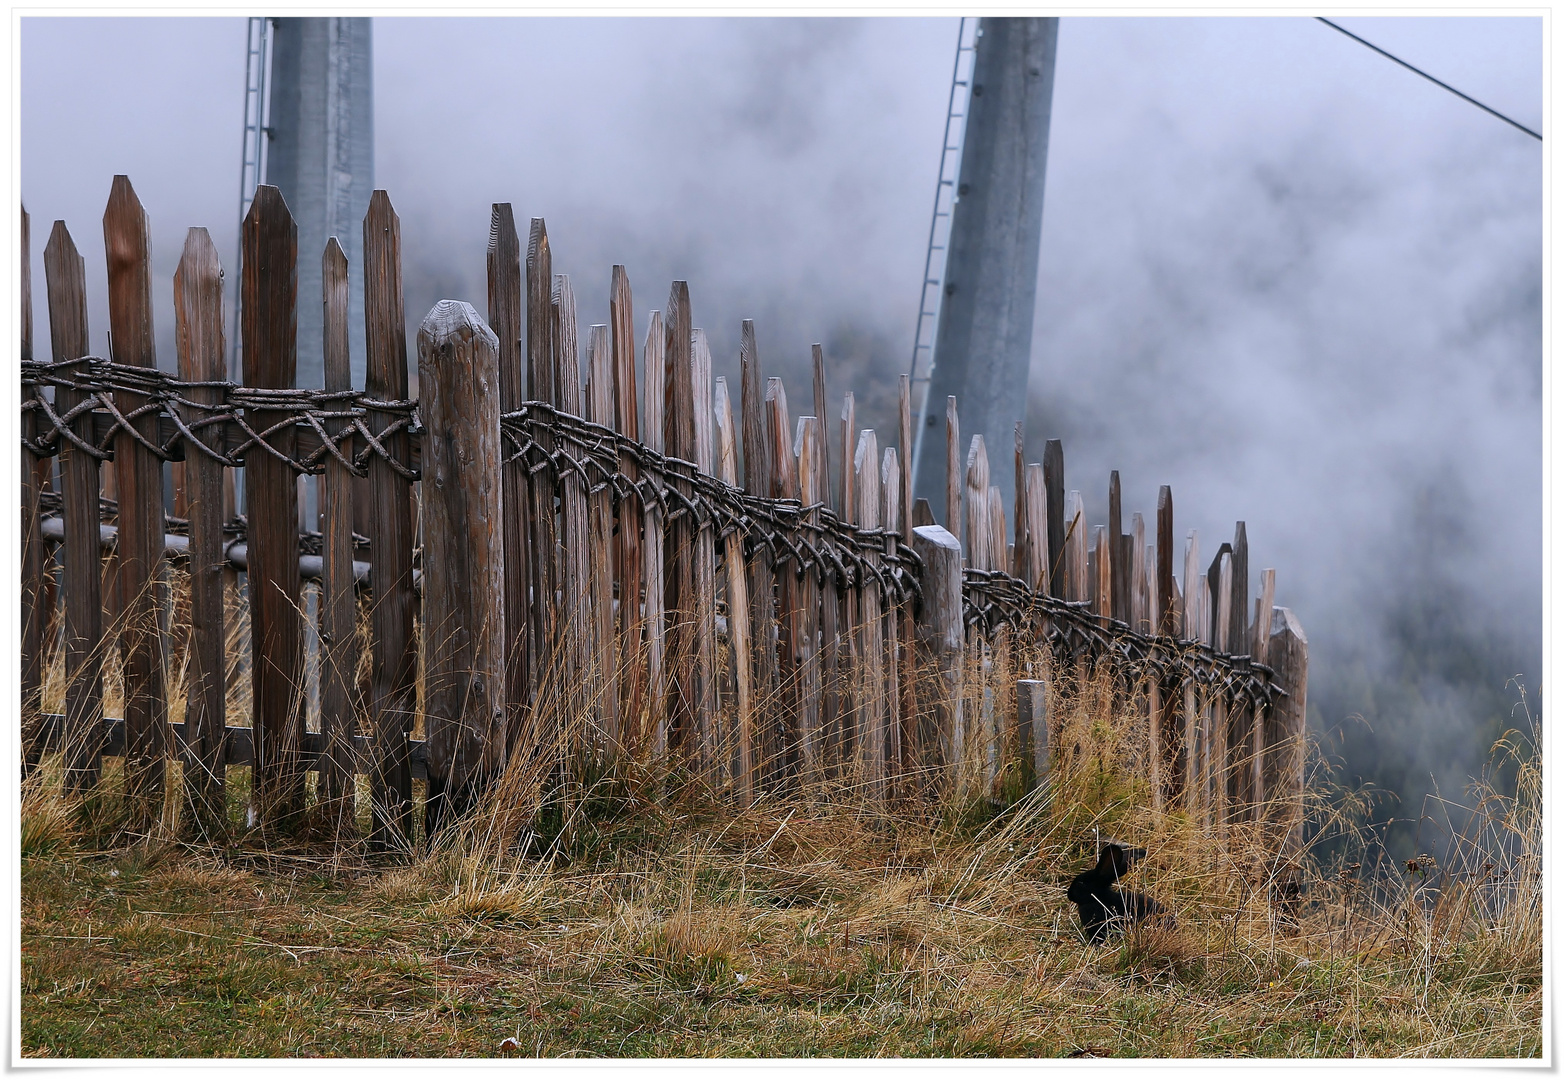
[1316,17,1541,142]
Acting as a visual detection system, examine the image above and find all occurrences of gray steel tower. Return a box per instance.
[265,17,375,396]
[910,17,1057,517]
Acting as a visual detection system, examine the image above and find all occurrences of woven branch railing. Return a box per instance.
[22,358,1282,709]
[18,182,1307,858]
[22,358,921,602]
[962,570,1284,708]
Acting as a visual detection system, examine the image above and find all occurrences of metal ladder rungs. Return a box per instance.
[907,15,977,483]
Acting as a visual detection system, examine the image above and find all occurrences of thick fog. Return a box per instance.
[19,16,1542,849]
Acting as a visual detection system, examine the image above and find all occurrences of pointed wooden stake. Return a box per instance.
[104,175,168,829]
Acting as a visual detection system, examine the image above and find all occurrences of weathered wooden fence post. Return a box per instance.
[318,237,360,827]
[20,202,48,724]
[610,266,642,747]
[814,351,842,780]
[881,445,903,786]
[766,377,799,785]
[911,523,962,795]
[1251,567,1276,819]
[641,311,668,759]
[797,415,825,784]
[104,176,168,829]
[43,221,105,792]
[1093,525,1111,618]
[587,323,621,759]
[690,329,718,784]
[713,377,754,802]
[1108,472,1126,622]
[553,274,590,773]
[1042,440,1064,599]
[1065,491,1087,604]
[1182,529,1202,817]
[1156,485,1177,807]
[964,436,990,570]
[1267,606,1308,865]
[487,204,530,761]
[241,184,303,824]
[172,228,228,833]
[417,300,504,836]
[896,382,916,788]
[837,390,858,771]
[1016,678,1048,793]
[663,282,697,760]
[1012,427,1029,581]
[739,323,777,781]
[855,429,884,795]
[525,219,558,753]
[364,190,417,848]
[1212,547,1233,841]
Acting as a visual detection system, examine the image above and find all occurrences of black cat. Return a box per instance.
[1067,842,1171,943]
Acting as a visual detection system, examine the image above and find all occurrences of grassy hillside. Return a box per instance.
[19,633,1541,1058]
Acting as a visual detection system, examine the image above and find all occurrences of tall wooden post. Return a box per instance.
[1154,485,1177,806]
[1064,491,1086,604]
[854,429,885,795]
[911,524,963,794]
[739,322,776,781]
[713,377,754,802]
[1023,464,1047,590]
[487,204,531,759]
[587,324,621,758]
[20,202,48,721]
[1251,568,1276,819]
[797,416,825,783]
[418,300,504,836]
[1182,529,1201,816]
[1043,439,1065,598]
[525,219,558,749]
[964,436,990,570]
[690,329,718,783]
[641,311,667,759]
[812,345,831,508]
[173,229,229,832]
[1108,471,1126,621]
[1268,606,1308,863]
[662,281,696,758]
[318,237,359,826]
[44,222,105,792]
[364,190,416,848]
[610,266,643,743]
[553,274,591,774]
[813,347,841,778]
[1012,425,1028,579]
[881,446,904,785]
[1213,548,1234,838]
[1093,525,1111,619]
[104,176,168,830]
[895,380,916,785]
[241,185,303,824]
[766,377,800,785]
[837,390,858,770]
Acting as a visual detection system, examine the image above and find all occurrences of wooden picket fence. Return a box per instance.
[18,178,1308,856]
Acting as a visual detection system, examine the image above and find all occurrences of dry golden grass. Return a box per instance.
[19,601,1542,1058]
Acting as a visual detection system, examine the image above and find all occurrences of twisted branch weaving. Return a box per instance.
[22,356,1280,704]
[963,568,1285,707]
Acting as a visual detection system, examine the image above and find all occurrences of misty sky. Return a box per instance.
[17,15,1543,812]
